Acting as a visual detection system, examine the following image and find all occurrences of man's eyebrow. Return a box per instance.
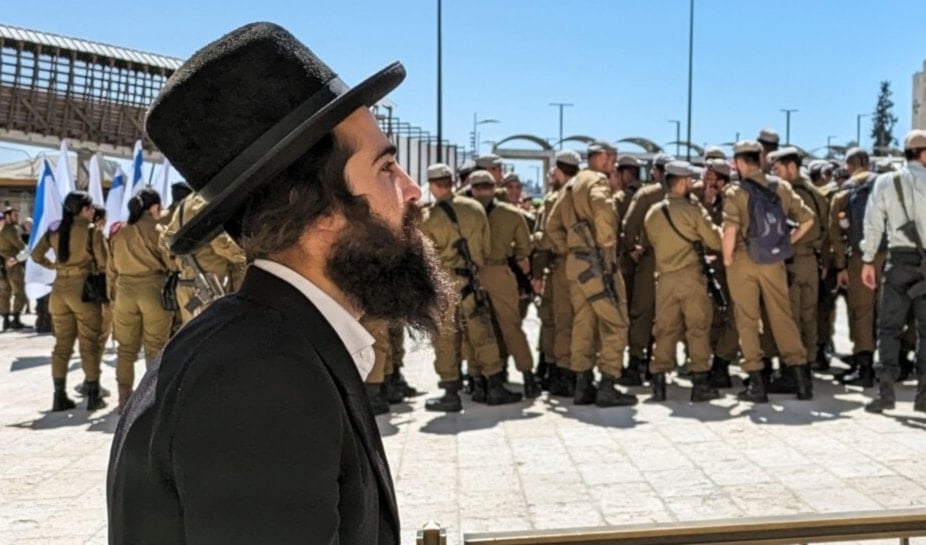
[373,144,398,165]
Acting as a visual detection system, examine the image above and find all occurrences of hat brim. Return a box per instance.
[169,62,406,255]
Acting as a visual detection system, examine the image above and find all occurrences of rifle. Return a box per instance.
[507,256,536,303]
[436,201,495,321]
[571,220,621,307]
[659,202,728,312]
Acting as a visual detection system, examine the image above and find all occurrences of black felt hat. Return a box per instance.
[145,22,406,254]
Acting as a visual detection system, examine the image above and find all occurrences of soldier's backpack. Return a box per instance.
[846,174,886,253]
[740,178,792,264]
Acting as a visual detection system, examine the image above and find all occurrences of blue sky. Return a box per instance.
[2,0,924,184]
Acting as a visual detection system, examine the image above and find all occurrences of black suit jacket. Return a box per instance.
[107,267,399,545]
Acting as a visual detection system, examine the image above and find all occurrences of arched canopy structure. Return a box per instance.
[494,134,552,151]
[616,137,663,154]
[665,141,705,157]
[554,135,596,148]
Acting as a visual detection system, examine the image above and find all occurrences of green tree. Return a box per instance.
[870,81,898,154]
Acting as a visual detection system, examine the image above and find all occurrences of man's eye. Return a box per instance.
[381,161,396,173]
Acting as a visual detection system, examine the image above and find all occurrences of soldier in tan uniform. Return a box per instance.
[534,151,581,397]
[810,160,841,370]
[469,171,540,398]
[161,192,247,325]
[421,163,522,412]
[644,161,723,402]
[768,147,830,390]
[360,316,394,415]
[619,153,674,385]
[757,129,780,173]
[109,188,176,410]
[723,140,815,403]
[0,207,28,330]
[158,182,193,226]
[501,172,537,318]
[546,140,637,407]
[31,191,107,411]
[614,156,642,305]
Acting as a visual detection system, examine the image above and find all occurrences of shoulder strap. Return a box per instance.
[178,199,208,273]
[793,183,822,219]
[436,200,459,225]
[892,173,911,224]
[85,225,100,273]
[659,202,696,245]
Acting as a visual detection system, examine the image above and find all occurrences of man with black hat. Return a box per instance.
[534,150,581,396]
[0,206,28,330]
[644,161,723,402]
[107,22,454,545]
[619,153,674,385]
[421,163,522,410]
[724,140,816,403]
[768,147,830,390]
[757,128,780,173]
[861,129,926,413]
[546,140,637,407]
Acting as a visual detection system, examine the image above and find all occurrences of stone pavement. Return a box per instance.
[2,301,926,545]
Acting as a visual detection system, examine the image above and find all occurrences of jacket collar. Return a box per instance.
[237,267,400,534]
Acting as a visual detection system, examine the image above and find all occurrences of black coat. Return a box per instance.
[107,267,400,545]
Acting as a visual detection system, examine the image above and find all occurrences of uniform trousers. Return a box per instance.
[709,264,739,362]
[727,253,807,371]
[433,276,502,382]
[651,267,713,374]
[0,262,26,314]
[847,252,884,354]
[49,274,103,381]
[113,275,173,387]
[787,253,820,362]
[482,264,533,372]
[628,252,656,359]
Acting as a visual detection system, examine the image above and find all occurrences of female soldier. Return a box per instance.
[93,206,114,356]
[31,191,107,411]
[109,188,175,410]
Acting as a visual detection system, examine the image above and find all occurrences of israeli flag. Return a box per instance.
[87,153,105,207]
[104,168,126,237]
[117,140,145,222]
[55,139,75,199]
[25,158,63,299]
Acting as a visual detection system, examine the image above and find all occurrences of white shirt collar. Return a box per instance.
[252,259,375,380]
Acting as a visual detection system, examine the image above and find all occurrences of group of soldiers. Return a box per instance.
[406,127,926,415]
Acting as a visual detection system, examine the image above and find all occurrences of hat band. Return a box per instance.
[199,76,351,202]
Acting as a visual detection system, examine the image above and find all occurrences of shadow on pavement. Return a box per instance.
[7,405,120,434]
[542,396,641,429]
[10,356,48,372]
[417,400,543,435]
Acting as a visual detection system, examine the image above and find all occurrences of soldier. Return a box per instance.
[158,182,193,225]
[619,153,674,385]
[422,163,522,412]
[768,147,830,390]
[469,171,540,398]
[810,160,841,369]
[614,156,642,301]
[360,316,394,415]
[0,206,28,330]
[723,140,816,403]
[703,146,727,161]
[161,191,248,325]
[108,188,177,411]
[546,140,637,407]
[457,159,476,190]
[534,152,581,397]
[862,129,926,413]
[644,161,723,402]
[501,172,537,318]
[31,192,107,411]
[699,159,738,387]
[757,129,780,173]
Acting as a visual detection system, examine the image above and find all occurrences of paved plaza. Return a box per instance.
[2,301,926,545]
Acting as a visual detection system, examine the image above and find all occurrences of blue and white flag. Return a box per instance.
[25,158,63,299]
[117,140,145,223]
[54,139,75,199]
[104,168,126,237]
[156,159,173,210]
[87,153,105,207]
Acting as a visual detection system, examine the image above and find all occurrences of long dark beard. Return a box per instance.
[326,205,454,338]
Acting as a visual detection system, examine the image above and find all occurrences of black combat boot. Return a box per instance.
[650,373,667,402]
[834,354,858,381]
[544,365,560,392]
[767,359,797,394]
[471,375,488,403]
[85,381,107,411]
[384,373,405,404]
[596,373,638,407]
[812,344,830,371]
[536,353,550,390]
[550,367,575,397]
[792,365,813,400]
[9,313,28,330]
[395,370,422,398]
[2,314,12,331]
[708,356,732,388]
[898,350,915,383]
[425,380,463,412]
[365,383,390,415]
[522,372,541,399]
[616,356,644,387]
[51,379,76,412]
[737,371,769,403]
[914,379,926,413]
[486,372,523,405]
[842,352,874,388]
[573,370,597,405]
[865,378,896,413]
[691,372,721,402]
[74,381,111,398]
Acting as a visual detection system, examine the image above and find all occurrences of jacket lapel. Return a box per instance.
[237,268,400,535]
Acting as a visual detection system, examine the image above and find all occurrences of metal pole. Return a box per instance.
[668,120,681,156]
[685,0,694,161]
[780,109,797,145]
[856,114,869,147]
[436,0,443,162]
[549,102,573,150]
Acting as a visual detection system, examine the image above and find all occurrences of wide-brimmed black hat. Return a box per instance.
[146,22,406,254]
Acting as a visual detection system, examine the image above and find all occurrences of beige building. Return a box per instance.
[915,60,926,130]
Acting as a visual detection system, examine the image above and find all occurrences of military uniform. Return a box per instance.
[109,213,176,397]
[32,216,107,410]
[815,178,843,367]
[614,181,640,299]
[161,194,247,325]
[546,155,636,407]
[534,186,573,374]
[0,219,27,328]
[644,165,723,401]
[723,159,815,401]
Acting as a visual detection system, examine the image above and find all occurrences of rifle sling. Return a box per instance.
[178,201,210,279]
[659,201,698,246]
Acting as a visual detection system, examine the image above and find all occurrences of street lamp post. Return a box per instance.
[436,0,443,161]
[780,109,798,145]
[668,120,681,156]
[549,102,574,149]
[685,0,695,161]
[856,113,870,148]
[471,114,500,156]
[826,135,837,157]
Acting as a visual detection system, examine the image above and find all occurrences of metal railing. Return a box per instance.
[417,509,926,545]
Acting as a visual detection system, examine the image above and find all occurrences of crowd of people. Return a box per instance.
[2,127,925,418]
